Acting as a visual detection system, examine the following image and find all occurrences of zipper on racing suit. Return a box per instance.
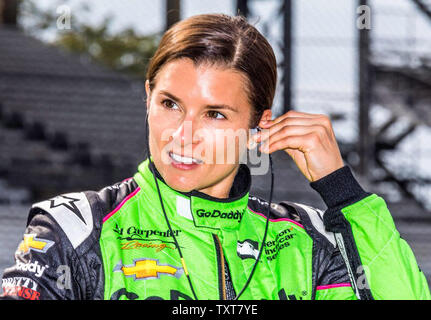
[212,234,227,300]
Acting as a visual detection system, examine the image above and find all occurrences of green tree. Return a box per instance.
[19,0,159,79]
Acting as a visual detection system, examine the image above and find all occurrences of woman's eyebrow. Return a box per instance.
[159,90,184,104]
[159,90,238,112]
[205,105,238,113]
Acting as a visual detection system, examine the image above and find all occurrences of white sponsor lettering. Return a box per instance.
[15,260,48,278]
[2,276,38,291]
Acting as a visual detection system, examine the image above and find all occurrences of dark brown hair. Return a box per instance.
[146,13,277,127]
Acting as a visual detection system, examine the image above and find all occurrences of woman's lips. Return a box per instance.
[168,152,202,170]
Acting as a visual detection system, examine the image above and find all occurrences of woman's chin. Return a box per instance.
[163,175,199,193]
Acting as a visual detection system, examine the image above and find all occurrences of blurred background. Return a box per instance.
[1,0,431,290]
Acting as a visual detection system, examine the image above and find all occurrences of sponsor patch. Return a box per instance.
[265,227,296,261]
[2,277,38,291]
[237,239,259,260]
[15,260,48,278]
[1,285,40,300]
[16,234,55,255]
[49,195,86,224]
[32,192,93,249]
[114,258,184,280]
[114,224,181,239]
[113,224,181,252]
[195,209,244,223]
[120,240,175,252]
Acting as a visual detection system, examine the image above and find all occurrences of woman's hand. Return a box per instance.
[251,110,345,182]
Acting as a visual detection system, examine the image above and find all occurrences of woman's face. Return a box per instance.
[145,58,258,198]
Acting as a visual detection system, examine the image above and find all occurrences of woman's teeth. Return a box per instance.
[169,152,202,164]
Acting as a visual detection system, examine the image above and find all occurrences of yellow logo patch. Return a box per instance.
[114,258,184,280]
[17,234,55,255]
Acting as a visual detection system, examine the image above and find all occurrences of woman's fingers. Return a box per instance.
[255,117,330,145]
[259,110,322,128]
[256,110,344,181]
[261,133,319,154]
[259,125,326,153]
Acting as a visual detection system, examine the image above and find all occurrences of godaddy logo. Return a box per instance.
[195,209,244,223]
[15,260,48,278]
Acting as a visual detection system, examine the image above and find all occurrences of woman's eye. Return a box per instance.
[162,99,179,110]
[207,110,226,120]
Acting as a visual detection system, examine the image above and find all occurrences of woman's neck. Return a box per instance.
[196,165,240,199]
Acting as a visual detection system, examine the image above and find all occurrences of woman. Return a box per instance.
[1,14,429,300]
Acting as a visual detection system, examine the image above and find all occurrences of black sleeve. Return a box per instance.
[310,165,374,300]
[277,199,353,298]
[0,211,86,300]
[309,165,371,232]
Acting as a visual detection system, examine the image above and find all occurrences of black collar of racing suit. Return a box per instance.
[135,158,252,231]
[147,159,252,201]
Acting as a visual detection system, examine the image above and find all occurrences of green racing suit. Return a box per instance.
[1,158,430,300]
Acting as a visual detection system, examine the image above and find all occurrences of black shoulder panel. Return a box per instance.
[248,195,336,249]
[279,201,336,249]
[247,194,302,223]
[95,178,139,219]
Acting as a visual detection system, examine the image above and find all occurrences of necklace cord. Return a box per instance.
[145,113,199,300]
[233,153,273,300]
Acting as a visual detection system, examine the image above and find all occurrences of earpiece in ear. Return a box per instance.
[249,127,262,149]
[250,126,261,136]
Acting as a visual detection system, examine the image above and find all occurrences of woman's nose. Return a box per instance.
[171,119,201,147]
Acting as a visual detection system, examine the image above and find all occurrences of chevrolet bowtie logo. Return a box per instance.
[17,234,55,255]
[114,258,184,280]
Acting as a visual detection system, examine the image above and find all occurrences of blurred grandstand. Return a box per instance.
[363,0,431,216]
[0,25,148,202]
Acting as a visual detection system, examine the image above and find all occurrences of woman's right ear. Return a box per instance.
[259,109,272,125]
[145,80,151,111]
